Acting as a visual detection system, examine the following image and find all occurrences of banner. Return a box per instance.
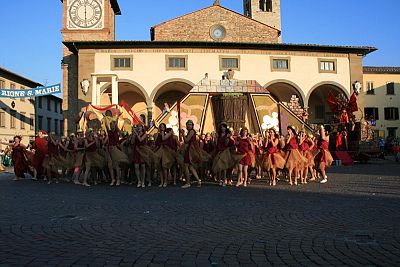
[0,83,61,98]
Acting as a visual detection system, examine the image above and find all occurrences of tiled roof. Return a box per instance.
[363,66,400,74]
[0,66,43,87]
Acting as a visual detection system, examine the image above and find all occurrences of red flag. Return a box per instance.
[327,91,338,112]
[348,92,358,114]
[120,101,143,125]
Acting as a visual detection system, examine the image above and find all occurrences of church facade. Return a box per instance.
[61,0,376,134]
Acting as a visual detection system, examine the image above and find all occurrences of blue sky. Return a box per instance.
[0,0,399,87]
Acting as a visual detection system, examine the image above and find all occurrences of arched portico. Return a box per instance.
[100,80,150,123]
[151,78,195,119]
[307,82,349,124]
[264,80,305,106]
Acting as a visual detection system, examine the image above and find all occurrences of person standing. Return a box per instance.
[236,128,253,187]
[31,130,48,180]
[0,136,31,180]
[315,126,333,184]
[180,120,209,188]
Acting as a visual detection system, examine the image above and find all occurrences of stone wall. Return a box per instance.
[152,5,279,43]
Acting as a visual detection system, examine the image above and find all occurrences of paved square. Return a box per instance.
[0,161,399,266]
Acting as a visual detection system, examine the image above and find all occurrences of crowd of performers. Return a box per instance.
[0,117,333,188]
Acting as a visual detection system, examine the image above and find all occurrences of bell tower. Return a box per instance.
[244,0,281,40]
[60,0,121,134]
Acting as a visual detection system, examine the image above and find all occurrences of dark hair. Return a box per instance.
[239,127,248,137]
[159,123,166,131]
[218,123,230,136]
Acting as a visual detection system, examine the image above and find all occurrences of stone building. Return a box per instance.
[0,67,64,148]
[61,0,376,134]
[361,67,400,139]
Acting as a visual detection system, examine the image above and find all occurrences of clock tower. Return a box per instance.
[61,0,121,134]
[244,0,281,41]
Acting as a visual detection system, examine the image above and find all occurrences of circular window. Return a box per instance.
[210,25,226,41]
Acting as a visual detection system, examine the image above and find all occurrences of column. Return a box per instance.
[111,76,118,105]
[91,75,97,105]
[147,105,153,127]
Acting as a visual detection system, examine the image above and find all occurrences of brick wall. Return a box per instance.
[152,5,279,43]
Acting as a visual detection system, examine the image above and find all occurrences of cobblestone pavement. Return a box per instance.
[0,160,400,267]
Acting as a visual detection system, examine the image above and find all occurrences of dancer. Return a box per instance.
[236,128,253,187]
[298,131,316,184]
[315,126,333,184]
[284,126,306,185]
[212,123,235,186]
[45,132,60,184]
[132,124,152,188]
[180,120,209,188]
[263,128,285,186]
[31,130,48,180]
[0,136,31,180]
[106,119,129,186]
[154,123,175,187]
[81,129,102,187]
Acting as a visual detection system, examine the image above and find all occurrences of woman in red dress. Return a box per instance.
[180,120,209,188]
[263,128,285,186]
[167,128,180,185]
[132,124,153,188]
[212,123,236,186]
[0,136,31,180]
[31,130,48,180]
[284,126,307,185]
[202,133,215,181]
[154,123,175,188]
[45,133,60,184]
[298,131,315,184]
[315,126,333,184]
[106,120,129,186]
[235,128,253,187]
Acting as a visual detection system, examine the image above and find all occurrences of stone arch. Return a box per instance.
[99,80,150,123]
[306,81,349,105]
[100,79,151,106]
[151,78,195,118]
[150,78,195,102]
[307,81,350,124]
[263,79,306,106]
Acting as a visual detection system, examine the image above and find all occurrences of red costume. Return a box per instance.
[107,130,119,146]
[133,134,147,164]
[184,130,197,164]
[314,138,333,169]
[237,138,252,166]
[12,144,30,178]
[32,137,48,177]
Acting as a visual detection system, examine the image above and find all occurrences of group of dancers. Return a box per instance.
[0,116,333,188]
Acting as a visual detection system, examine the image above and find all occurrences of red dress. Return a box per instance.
[299,140,310,152]
[216,135,233,152]
[315,139,331,163]
[32,137,48,177]
[133,135,146,164]
[286,137,298,150]
[203,141,215,154]
[237,138,252,166]
[184,130,196,164]
[12,144,30,178]
[108,130,119,146]
[263,138,285,170]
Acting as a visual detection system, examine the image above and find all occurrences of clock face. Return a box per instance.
[210,25,226,41]
[68,0,104,29]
